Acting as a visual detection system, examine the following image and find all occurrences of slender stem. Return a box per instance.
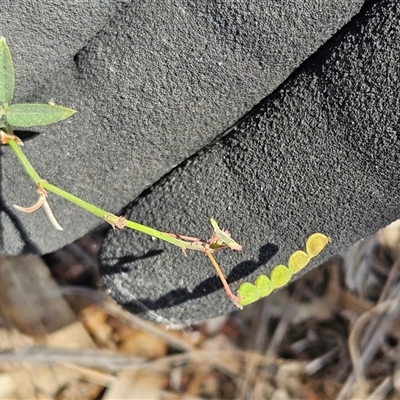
[205,252,243,309]
[40,183,205,250]
[7,139,41,183]
[125,220,205,251]
[6,133,244,306]
[40,181,106,218]
[6,139,206,252]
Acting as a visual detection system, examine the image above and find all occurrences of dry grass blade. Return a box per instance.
[366,376,392,400]
[0,346,281,385]
[337,254,400,400]
[0,347,144,372]
[60,286,195,352]
[100,297,196,353]
[339,295,400,399]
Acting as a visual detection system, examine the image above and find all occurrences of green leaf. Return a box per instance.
[0,37,15,103]
[6,103,75,127]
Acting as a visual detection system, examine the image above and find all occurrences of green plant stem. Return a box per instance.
[7,138,41,183]
[7,138,205,251]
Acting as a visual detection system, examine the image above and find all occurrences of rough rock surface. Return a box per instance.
[100,0,400,326]
[0,0,364,254]
[3,0,398,327]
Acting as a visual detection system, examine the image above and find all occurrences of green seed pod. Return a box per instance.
[288,250,310,273]
[237,282,260,306]
[255,274,274,297]
[270,264,292,288]
[306,233,330,258]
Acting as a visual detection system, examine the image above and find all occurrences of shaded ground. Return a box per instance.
[1,221,400,399]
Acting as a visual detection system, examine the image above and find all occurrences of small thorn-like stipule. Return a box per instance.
[13,194,46,213]
[42,199,63,231]
[0,131,23,146]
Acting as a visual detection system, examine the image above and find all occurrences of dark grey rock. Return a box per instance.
[0,0,126,101]
[100,0,400,326]
[0,0,364,254]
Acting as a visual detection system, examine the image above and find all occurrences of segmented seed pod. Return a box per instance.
[255,274,274,297]
[270,264,292,288]
[306,233,330,257]
[237,282,261,306]
[288,250,310,273]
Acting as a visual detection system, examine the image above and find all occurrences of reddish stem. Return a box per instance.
[205,251,243,310]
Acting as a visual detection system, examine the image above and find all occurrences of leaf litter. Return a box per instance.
[1,222,400,399]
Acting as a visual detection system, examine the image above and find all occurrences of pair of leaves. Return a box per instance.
[0,38,74,128]
[238,233,330,306]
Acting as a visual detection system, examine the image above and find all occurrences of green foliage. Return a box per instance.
[0,37,74,128]
[237,233,330,306]
[0,37,15,103]
[6,103,75,127]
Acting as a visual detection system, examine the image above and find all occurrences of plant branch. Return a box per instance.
[6,139,214,252]
[0,36,243,309]
[7,138,41,183]
[205,251,243,309]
